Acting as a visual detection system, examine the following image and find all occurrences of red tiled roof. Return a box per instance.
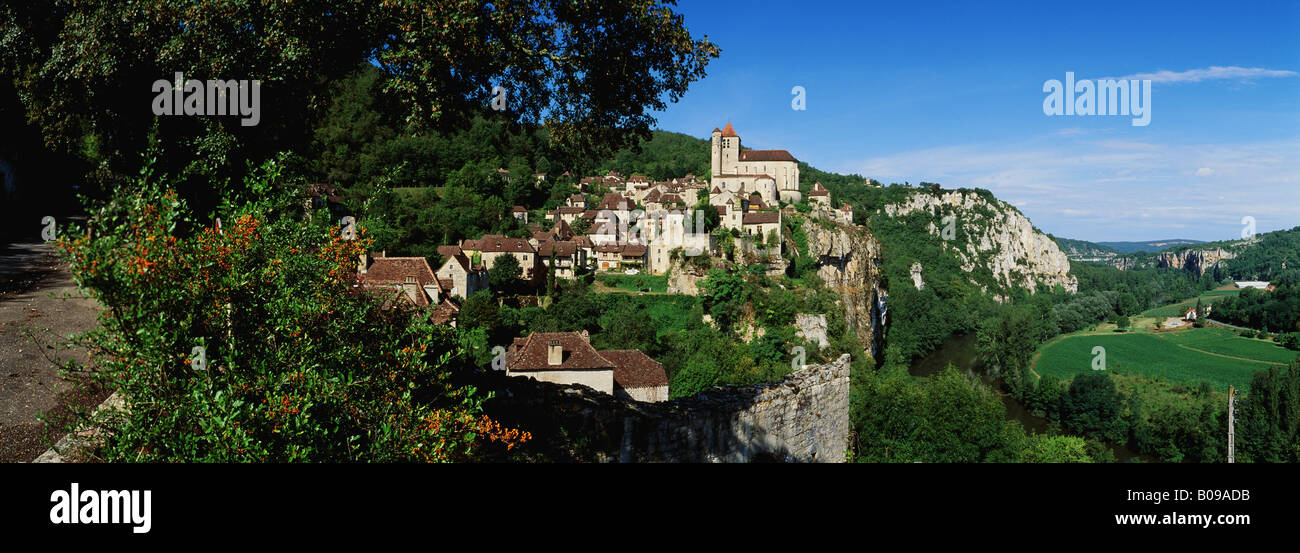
[739,149,798,163]
[462,234,535,253]
[595,243,646,257]
[430,300,459,325]
[362,257,438,287]
[552,218,574,239]
[603,350,668,390]
[550,206,585,216]
[598,193,632,211]
[507,332,613,372]
[359,257,443,307]
[720,122,738,137]
[809,182,829,196]
[512,206,527,212]
[538,240,577,257]
[743,212,780,225]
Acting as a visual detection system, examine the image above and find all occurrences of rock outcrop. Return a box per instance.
[794,313,830,349]
[666,256,713,295]
[882,190,1077,294]
[1157,247,1236,276]
[800,215,886,356]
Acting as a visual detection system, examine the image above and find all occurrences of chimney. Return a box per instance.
[358,251,369,273]
[402,276,420,304]
[547,339,563,366]
[579,329,590,342]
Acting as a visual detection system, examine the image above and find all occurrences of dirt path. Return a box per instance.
[0,239,108,462]
[1171,343,1280,365]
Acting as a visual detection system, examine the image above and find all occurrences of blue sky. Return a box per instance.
[652,0,1300,242]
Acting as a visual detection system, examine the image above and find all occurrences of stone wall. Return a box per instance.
[469,354,851,463]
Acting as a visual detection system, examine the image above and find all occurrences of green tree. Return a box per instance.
[488,254,523,292]
[1239,358,1300,462]
[1060,372,1128,443]
[2,1,719,207]
[460,290,503,339]
[594,301,657,353]
[1020,435,1094,463]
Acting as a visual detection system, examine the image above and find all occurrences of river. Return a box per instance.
[908,332,1149,462]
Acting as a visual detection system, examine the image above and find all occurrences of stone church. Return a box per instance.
[710,122,801,204]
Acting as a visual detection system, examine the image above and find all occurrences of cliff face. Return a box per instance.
[800,216,886,356]
[666,256,711,295]
[883,190,1078,295]
[1157,247,1236,275]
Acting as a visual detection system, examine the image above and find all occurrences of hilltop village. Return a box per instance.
[353,123,856,401]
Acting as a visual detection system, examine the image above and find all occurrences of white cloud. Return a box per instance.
[1195,167,1214,177]
[1104,66,1297,84]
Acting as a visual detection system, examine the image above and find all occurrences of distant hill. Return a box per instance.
[1096,239,1204,253]
[1051,236,1118,259]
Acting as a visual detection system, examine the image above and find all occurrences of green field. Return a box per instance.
[1140,288,1240,319]
[1033,327,1298,390]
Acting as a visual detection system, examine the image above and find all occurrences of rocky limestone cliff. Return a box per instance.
[882,190,1077,294]
[666,256,712,295]
[800,216,886,356]
[1157,247,1236,276]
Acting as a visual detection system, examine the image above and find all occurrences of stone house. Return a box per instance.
[742,211,781,245]
[434,245,489,300]
[808,181,831,206]
[594,243,647,271]
[460,234,541,283]
[505,331,668,401]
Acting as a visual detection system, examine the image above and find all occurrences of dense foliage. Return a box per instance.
[1213,272,1300,334]
[1,1,719,213]
[55,154,527,461]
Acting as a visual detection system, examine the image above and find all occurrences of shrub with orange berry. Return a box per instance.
[56,152,525,462]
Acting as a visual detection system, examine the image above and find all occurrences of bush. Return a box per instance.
[1281,332,1300,351]
[55,154,527,461]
